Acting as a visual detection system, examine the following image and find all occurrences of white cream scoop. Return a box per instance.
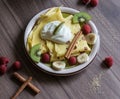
[41,21,72,43]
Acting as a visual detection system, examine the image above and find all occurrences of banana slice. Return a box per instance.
[77,53,89,64]
[52,61,66,71]
[86,33,97,45]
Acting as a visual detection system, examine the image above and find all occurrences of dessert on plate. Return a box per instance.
[26,7,98,71]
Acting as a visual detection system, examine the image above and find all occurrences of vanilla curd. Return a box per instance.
[41,21,72,43]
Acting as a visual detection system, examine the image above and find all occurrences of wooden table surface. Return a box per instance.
[0,0,120,99]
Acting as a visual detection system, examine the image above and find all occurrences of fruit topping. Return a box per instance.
[85,33,97,45]
[52,61,66,71]
[77,53,89,64]
[41,53,50,63]
[72,12,91,24]
[0,64,7,75]
[12,61,21,70]
[30,44,41,63]
[0,57,9,65]
[104,56,113,68]
[82,24,91,35]
[68,56,77,65]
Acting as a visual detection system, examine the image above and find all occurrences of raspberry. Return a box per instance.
[90,0,98,7]
[82,24,91,35]
[0,57,9,65]
[0,65,7,75]
[41,53,50,63]
[12,61,21,70]
[104,56,113,68]
[82,0,91,5]
[68,56,77,65]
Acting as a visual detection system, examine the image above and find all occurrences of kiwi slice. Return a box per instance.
[53,22,65,35]
[72,12,91,24]
[30,44,41,63]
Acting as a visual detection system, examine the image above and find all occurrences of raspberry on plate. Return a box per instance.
[41,53,50,63]
[82,24,91,35]
[68,56,77,65]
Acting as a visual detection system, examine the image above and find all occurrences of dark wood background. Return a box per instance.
[0,0,120,99]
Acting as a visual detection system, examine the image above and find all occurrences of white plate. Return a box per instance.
[24,7,100,76]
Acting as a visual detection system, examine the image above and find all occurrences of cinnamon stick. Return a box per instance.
[13,72,40,94]
[11,77,32,99]
[65,31,82,59]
